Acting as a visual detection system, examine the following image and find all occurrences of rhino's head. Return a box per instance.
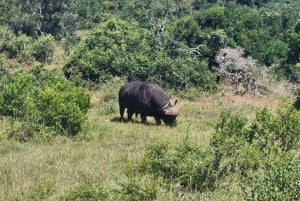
[162,100,179,126]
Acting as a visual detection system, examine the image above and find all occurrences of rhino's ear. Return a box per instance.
[164,106,179,116]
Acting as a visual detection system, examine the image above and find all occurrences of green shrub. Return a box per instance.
[31,34,55,63]
[124,104,299,196]
[0,72,34,117]
[64,17,217,92]
[0,25,15,52]
[243,153,300,201]
[138,141,216,192]
[209,104,300,199]
[6,34,33,59]
[33,80,90,135]
[0,66,91,138]
[60,183,108,201]
[118,175,158,201]
[211,105,300,178]
[2,33,55,64]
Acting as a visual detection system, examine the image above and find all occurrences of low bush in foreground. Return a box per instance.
[121,103,300,199]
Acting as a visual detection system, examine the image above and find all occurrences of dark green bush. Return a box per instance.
[0,72,34,117]
[0,25,15,52]
[33,80,90,135]
[64,17,153,85]
[0,66,91,138]
[211,105,300,177]
[6,34,33,59]
[138,141,216,192]
[243,153,300,201]
[125,104,299,195]
[118,175,158,201]
[2,33,54,64]
[31,34,55,63]
[64,17,217,92]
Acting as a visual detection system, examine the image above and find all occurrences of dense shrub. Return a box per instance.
[5,34,33,59]
[33,80,90,135]
[0,66,90,138]
[134,141,216,192]
[0,25,15,52]
[64,17,153,84]
[1,33,55,65]
[123,103,300,196]
[211,104,300,177]
[243,153,300,201]
[118,175,158,201]
[64,17,217,92]
[0,72,34,117]
[31,34,55,63]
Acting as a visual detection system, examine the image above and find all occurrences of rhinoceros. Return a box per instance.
[119,81,179,126]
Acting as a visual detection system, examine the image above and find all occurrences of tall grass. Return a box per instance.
[0,78,288,200]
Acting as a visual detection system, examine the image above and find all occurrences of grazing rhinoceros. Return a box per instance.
[119,81,179,126]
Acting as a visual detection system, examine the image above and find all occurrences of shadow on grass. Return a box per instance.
[293,97,300,110]
[110,117,140,123]
[110,116,158,126]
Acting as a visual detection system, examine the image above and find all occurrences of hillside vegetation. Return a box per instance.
[0,0,299,200]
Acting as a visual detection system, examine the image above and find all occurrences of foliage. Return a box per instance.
[132,141,217,192]
[31,34,55,63]
[212,103,300,177]
[64,17,217,91]
[0,25,15,52]
[0,66,90,138]
[243,153,300,201]
[123,103,300,196]
[1,0,300,83]
[2,33,55,64]
[118,175,158,201]
[60,183,108,201]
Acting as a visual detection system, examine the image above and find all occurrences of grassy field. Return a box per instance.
[0,82,287,201]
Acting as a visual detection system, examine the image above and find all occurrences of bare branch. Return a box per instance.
[178,45,205,57]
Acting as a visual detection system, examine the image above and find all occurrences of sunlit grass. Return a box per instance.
[0,87,288,200]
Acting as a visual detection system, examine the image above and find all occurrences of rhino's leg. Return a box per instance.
[154,116,161,125]
[141,114,147,124]
[127,109,134,121]
[120,105,125,120]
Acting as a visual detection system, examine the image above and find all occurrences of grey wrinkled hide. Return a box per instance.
[119,81,178,126]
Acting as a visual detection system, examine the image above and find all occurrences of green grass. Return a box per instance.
[0,90,287,200]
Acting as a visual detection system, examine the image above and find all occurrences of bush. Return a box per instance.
[0,66,91,138]
[2,33,55,65]
[118,175,158,201]
[33,80,90,135]
[6,34,33,59]
[64,17,217,92]
[0,25,15,52]
[124,104,300,196]
[0,72,34,117]
[31,34,55,63]
[243,153,300,201]
[137,141,216,192]
[211,104,300,177]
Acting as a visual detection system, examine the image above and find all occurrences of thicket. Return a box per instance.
[0,66,90,140]
[0,28,55,64]
[63,17,217,91]
[0,1,299,90]
[121,103,300,200]
[62,1,300,91]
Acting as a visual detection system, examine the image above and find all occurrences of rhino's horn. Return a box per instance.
[164,106,179,116]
